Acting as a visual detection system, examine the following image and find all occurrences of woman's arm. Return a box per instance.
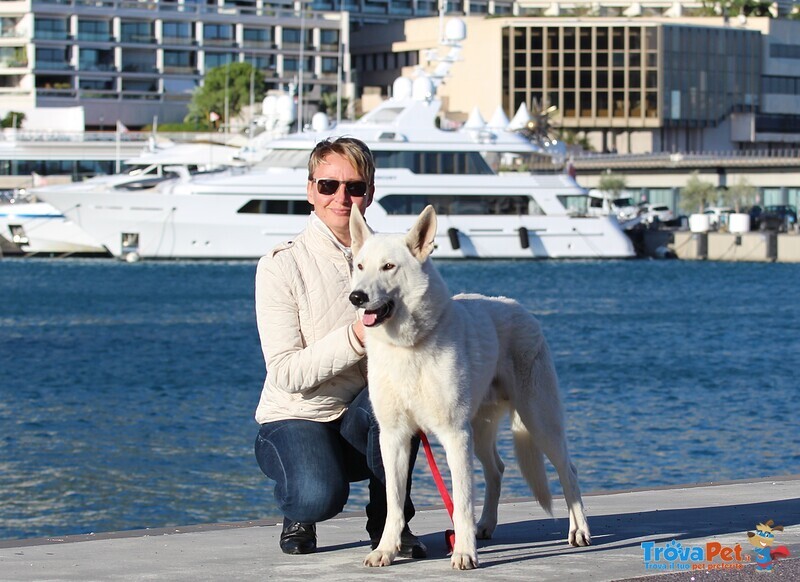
[256,254,365,394]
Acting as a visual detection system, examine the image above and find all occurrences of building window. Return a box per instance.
[34,18,68,40]
[243,27,271,45]
[77,20,110,42]
[205,53,236,69]
[121,21,153,43]
[35,47,71,70]
[163,22,193,43]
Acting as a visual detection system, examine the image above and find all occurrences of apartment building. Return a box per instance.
[0,0,350,127]
[352,14,800,153]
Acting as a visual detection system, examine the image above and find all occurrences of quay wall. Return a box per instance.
[667,231,800,262]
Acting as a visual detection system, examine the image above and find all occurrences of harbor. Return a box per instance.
[1,477,798,581]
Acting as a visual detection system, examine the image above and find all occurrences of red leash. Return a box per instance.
[419,431,456,553]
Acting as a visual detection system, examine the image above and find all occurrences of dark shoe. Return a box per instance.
[371,526,427,559]
[280,517,317,555]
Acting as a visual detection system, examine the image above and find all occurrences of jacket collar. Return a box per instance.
[307,212,353,264]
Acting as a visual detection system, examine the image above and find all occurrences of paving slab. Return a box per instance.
[1,476,798,581]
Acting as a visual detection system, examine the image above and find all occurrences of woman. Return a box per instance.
[253,137,424,557]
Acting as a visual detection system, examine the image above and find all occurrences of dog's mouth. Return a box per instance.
[362,301,394,328]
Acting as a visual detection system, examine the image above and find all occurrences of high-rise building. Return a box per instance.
[0,0,350,127]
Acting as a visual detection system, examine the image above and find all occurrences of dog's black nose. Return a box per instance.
[349,290,368,307]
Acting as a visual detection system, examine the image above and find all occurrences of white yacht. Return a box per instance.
[0,141,241,256]
[35,88,634,260]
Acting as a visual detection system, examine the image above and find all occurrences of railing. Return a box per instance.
[31,0,339,23]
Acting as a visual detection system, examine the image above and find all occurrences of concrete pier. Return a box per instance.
[1,477,798,581]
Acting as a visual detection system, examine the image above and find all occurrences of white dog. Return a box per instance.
[348,205,592,570]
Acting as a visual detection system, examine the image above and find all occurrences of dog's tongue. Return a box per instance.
[362,311,378,327]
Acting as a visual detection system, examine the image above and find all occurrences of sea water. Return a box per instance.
[1,258,798,541]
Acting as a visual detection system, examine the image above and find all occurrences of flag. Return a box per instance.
[116,120,129,133]
[209,111,221,122]
[31,172,48,187]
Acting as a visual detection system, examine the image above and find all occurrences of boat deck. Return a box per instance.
[1,477,798,581]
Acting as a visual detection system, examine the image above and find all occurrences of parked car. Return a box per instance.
[749,204,798,232]
[640,203,674,224]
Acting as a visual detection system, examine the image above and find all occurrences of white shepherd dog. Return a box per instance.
[348,205,592,570]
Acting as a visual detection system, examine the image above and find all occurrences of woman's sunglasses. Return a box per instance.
[310,178,369,197]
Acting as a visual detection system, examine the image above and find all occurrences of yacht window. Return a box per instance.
[255,150,310,169]
[372,151,493,175]
[237,199,312,215]
[380,195,532,216]
[558,195,588,215]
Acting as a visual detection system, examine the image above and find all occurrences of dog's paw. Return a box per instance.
[364,549,396,567]
[451,552,479,570]
[569,527,592,547]
[475,519,496,540]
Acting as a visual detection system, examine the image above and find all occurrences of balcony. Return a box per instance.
[162,65,197,74]
[161,36,195,46]
[35,61,75,71]
[120,35,156,44]
[121,63,158,73]
[0,60,28,69]
[203,38,236,47]
[34,31,70,41]
[79,62,117,72]
[76,33,113,42]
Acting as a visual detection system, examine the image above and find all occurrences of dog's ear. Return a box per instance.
[349,204,372,256]
[405,205,437,261]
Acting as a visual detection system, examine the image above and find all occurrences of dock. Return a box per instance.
[1,476,798,581]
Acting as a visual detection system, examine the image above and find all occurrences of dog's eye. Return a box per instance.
[382,263,395,271]
[356,263,363,271]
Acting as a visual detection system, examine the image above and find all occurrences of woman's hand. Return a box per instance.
[353,319,366,347]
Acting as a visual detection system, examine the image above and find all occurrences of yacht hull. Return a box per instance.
[38,170,635,260]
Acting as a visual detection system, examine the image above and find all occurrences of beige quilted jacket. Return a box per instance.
[254,215,368,423]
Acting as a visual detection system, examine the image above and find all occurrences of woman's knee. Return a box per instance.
[282,477,349,523]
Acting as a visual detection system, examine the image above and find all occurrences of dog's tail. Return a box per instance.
[511,411,553,515]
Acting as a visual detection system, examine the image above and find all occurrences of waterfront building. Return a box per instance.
[352,14,800,154]
[0,0,351,128]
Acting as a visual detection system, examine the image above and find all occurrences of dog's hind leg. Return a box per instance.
[472,404,506,540]
[364,428,412,567]
[516,342,591,548]
[438,425,479,569]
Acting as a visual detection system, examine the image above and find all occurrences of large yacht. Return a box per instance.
[35,21,634,261]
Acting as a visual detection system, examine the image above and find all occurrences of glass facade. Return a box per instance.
[502,22,761,131]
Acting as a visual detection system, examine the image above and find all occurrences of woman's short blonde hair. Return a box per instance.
[307,137,375,185]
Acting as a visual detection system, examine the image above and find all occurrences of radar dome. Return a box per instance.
[262,95,277,115]
[276,94,296,123]
[311,112,330,131]
[392,77,413,100]
[411,76,435,101]
[445,19,467,42]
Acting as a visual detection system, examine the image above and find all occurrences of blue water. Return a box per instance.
[1,258,798,542]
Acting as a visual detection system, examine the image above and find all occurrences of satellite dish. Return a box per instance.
[262,95,277,115]
[311,112,330,131]
[411,76,435,101]
[276,94,296,123]
[392,77,413,100]
[445,19,467,42]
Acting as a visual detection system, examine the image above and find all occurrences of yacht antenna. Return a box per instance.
[336,0,344,124]
[298,2,306,131]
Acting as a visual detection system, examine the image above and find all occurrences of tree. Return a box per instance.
[680,171,717,214]
[1,111,25,129]
[185,62,265,128]
[320,92,350,120]
[720,177,758,213]
[598,171,627,199]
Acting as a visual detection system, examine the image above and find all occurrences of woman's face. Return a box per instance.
[307,152,374,246]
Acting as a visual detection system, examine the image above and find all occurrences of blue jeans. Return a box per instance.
[254,388,418,539]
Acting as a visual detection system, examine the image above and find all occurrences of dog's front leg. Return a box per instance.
[363,429,410,567]
[439,426,479,570]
